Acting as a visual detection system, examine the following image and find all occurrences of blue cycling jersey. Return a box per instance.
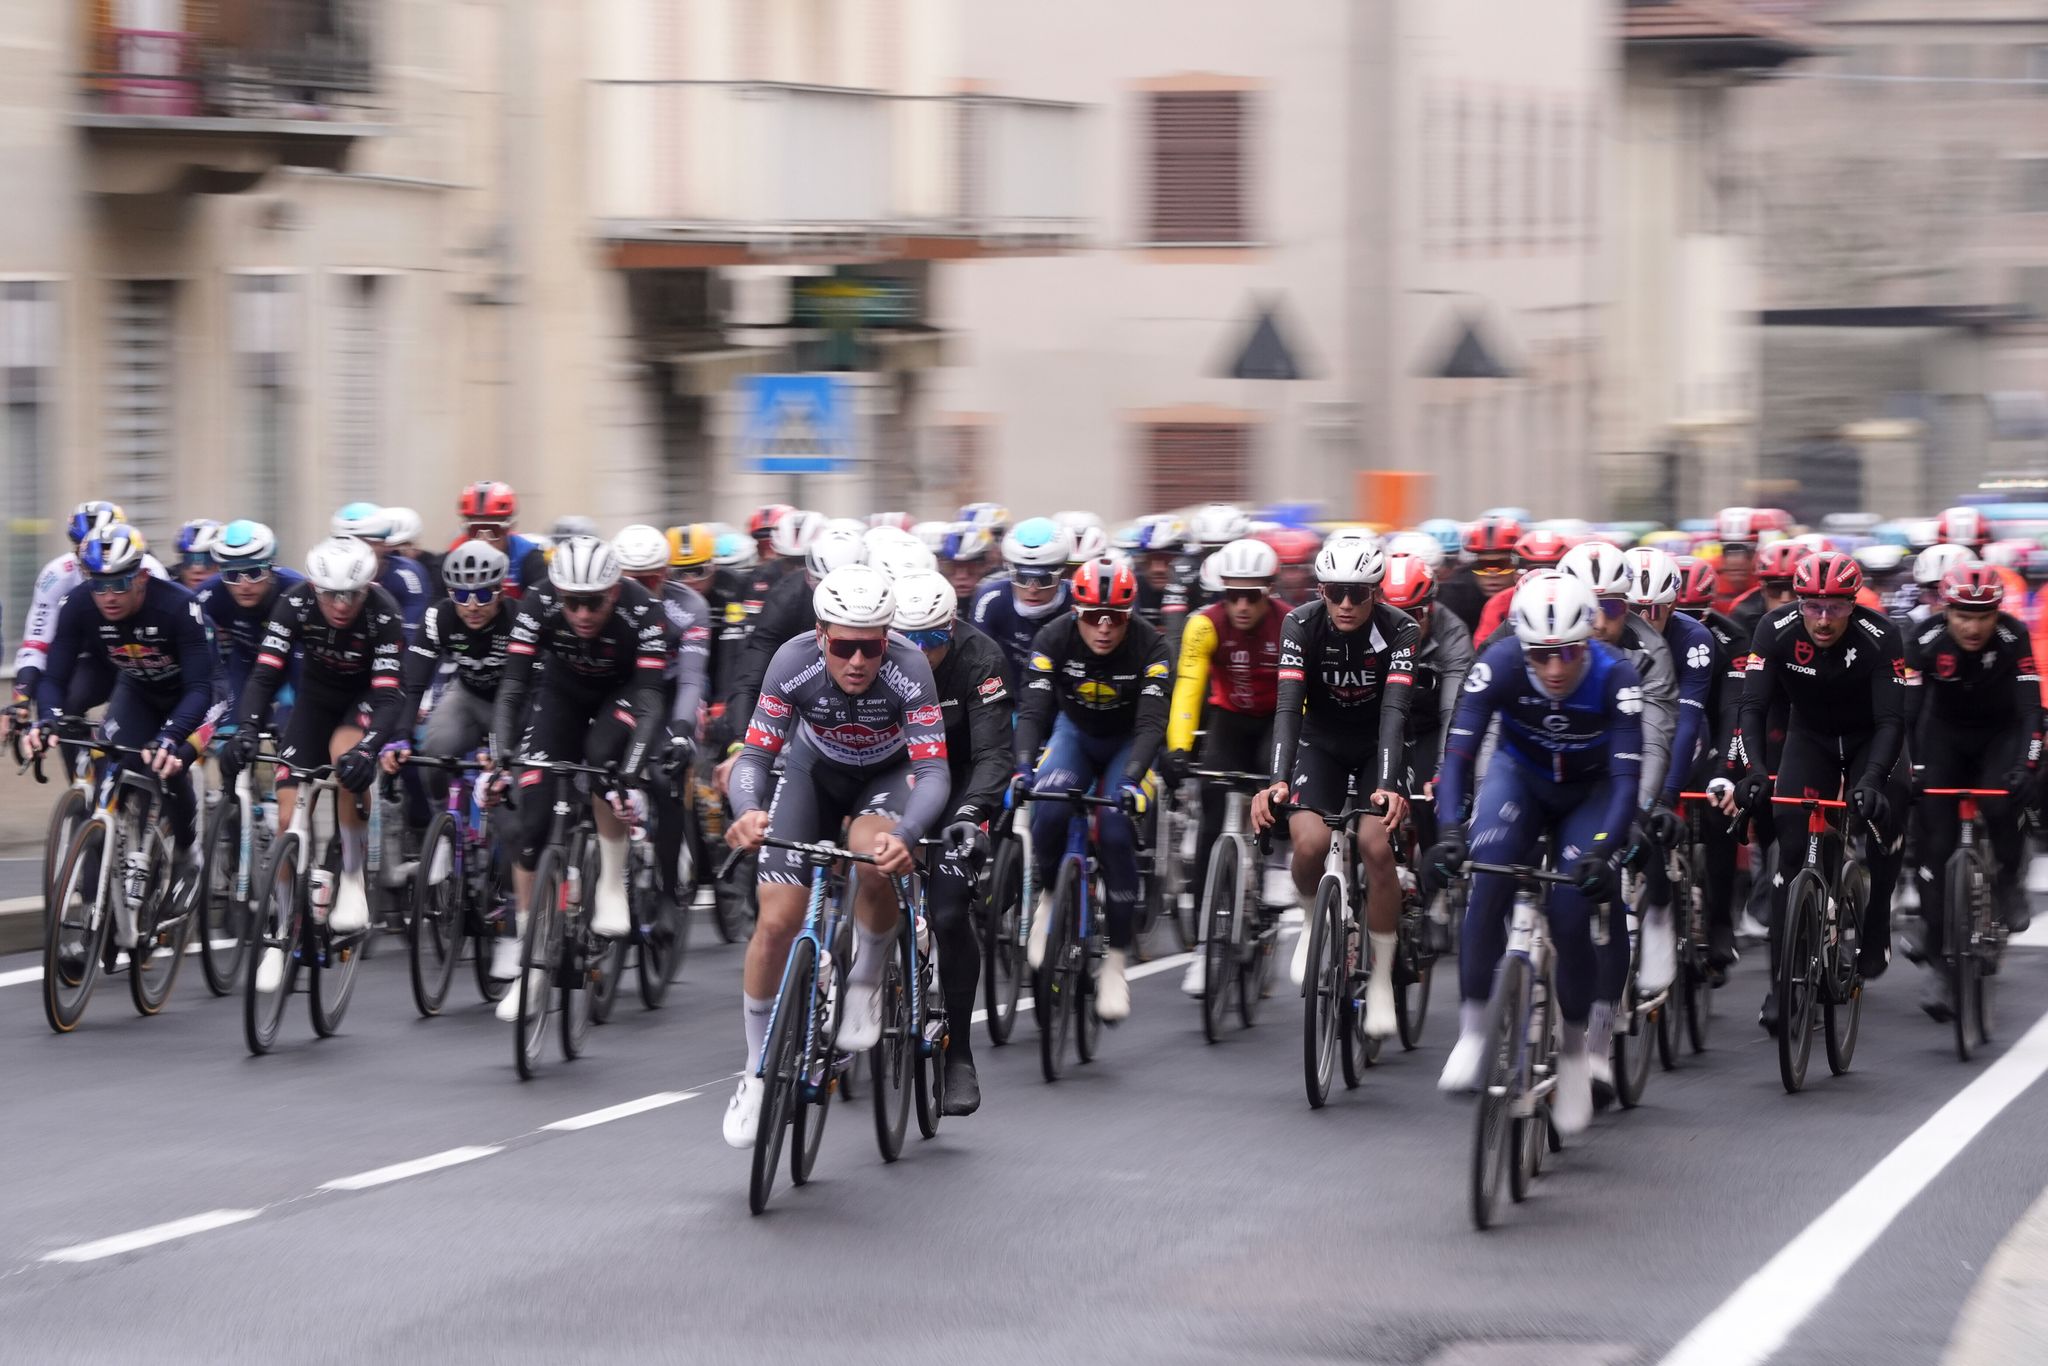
[970,578,1071,687]
[196,568,306,701]
[379,554,431,641]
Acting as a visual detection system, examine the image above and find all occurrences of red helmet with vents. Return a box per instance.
[1380,553,1437,610]
[1513,529,1572,569]
[1463,515,1523,556]
[1940,562,2005,609]
[1674,556,1718,610]
[1069,557,1138,611]
[458,481,517,523]
[1756,540,1813,585]
[1792,550,1863,600]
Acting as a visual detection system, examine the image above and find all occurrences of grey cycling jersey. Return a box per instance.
[1618,611,1679,809]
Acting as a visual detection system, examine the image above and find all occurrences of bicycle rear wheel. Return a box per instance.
[750,936,813,1215]
[45,822,113,1033]
[1778,870,1822,1094]
[128,830,191,1017]
[1200,838,1239,1043]
[635,841,681,1008]
[1825,860,1867,1075]
[561,841,600,1058]
[983,838,1024,1045]
[1613,978,1653,1109]
[1472,954,1531,1231]
[408,813,464,1017]
[791,942,837,1186]
[199,793,251,996]
[589,935,625,1025]
[913,972,943,1140]
[308,844,361,1038]
[872,919,914,1161]
[515,852,562,1079]
[1302,879,1341,1108]
[1394,915,1434,1051]
[1038,862,1079,1083]
[1947,854,1980,1063]
[243,831,302,1055]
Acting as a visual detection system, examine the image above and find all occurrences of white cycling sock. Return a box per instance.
[1458,999,1485,1039]
[850,921,892,986]
[339,825,367,875]
[743,993,773,1072]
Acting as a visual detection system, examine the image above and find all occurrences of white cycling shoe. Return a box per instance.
[1025,891,1053,970]
[837,979,884,1051]
[1553,1048,1593,1135]
[723,1075,764,1149]
[254,946,286,995]
[328,871,370,934]
[590,835,629,938]
[489,938,522,982]
[1438,1028,1486,1093]
[1180,954,1207,997]
[1638,905,1677,995]
[497,969,547,1023]
[1095,948,1131,1021]
[1288,922,1312,987]
[1364,932,1398,1039]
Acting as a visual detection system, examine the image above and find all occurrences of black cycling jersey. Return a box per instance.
[1270,598,1419,789]
[401,598,514,710]
[1403,606,1476,750]
[36,577,219,746]
[725,569,814,738]
[1434,565,1490,635]
[241,581,407,746]
[1904,612,2042,734]
[926,618,1015,827]
[491,577,669,772]
[1013,612,1172,785]
[1739,602,1908,791]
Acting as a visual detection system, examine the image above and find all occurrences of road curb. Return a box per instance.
[0,899,40,957]
[1944,1181,2048,1365]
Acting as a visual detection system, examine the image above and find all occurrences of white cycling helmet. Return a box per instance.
[872,539,939,582]
[1002,517,1072,570]
[1622,546,1683,607]
[1913,542,1976,587]
[1511,570,1599,647]
[1069,524,1112,563]
[1198,552,1225,595]
[443,539,509,591]
[911,521,952,554]
[1189,503,1251,548]
[382,506,423,547]
[1129,513,1188,555]
[1315,537,1386,585]
[868,511,914,531]
[550,514,599,541]
[1210,537,1279,582]
[548,534,622,594]
[211,519,277,567]
[821,516,868,542]
[1053,510,1103,542]
[863,524,919,553]
[331,502,388,542]
[306,536,379,594]
[769,509,824,559]
[1559,540,1630,599]
[1385,530,1445,571]
[806,526,868,579]
[890,571,957,632]
[612,524,671,575]
[813,563,896,629]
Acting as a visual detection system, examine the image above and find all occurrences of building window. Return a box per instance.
[930,422,988,513]
[1143,422,1248,507]
[2017,158,2048,214]
[2,281,58,659]
[330,272,388,504]
[105,278,175,543]
[232,274,297,539]
[2029,46,2048,94]
[2017,266,2048,320]
[1552,104,1572,245]
[1454,93,1470,251]
[1146,90,1249,244]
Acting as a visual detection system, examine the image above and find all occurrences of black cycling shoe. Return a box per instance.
[1999,883,2031,934]
[941,1054,981,1117]
[1857,936,1891,982]
[1920,970,1955,1023]
[1758,990,1780,1036]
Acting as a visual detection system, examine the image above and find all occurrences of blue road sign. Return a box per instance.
[739,374,855,475]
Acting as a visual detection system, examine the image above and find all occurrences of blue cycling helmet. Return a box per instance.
[331,501,389,541]
[212,519,277,567]
[67,500,123,546]
[1419,518,1463,558]
[177,518,222,562]
[940,525,995,562]
[80,523,148,578]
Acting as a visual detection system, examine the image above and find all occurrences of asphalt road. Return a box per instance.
[3,909,2047,1366]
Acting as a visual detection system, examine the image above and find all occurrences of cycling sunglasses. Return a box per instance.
[87,573,138,595]
[1320,583,1373,606]
[1012,568,1061,589]
[1526,642,1588,666]
[672,563,714,580]
[1597,597,1628,620]
[1798,598,1854,620]
[316,587,364,606]
[825,636,886,660]
[1220,587,1267,605]
[560,593,607,614]
[450,586,499,606]
[465,521,510,538]
[902,627,952,650]
[1077,608,1129,629]
[218,564,271,585]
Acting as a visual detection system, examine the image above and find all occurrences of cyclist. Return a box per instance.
[171,519,221,590]
[1474,527,1572,642]
[1262,527,1324,609]
[1164,504,1252,651]
[487,535,671,1019]
[1381,551,1473,871]
[1932,505,2025,608]
[1163,538,1285,998]
[9,501,168,716]
[25,524,219,929]
[892,570,1013,1114]
[1427,572,1644,1135]
[227,537,407,988]
[1894,543,1976,627]
[381,539,514,798]
[720,564,952,1144]
[382,507,439,595]
[972,516,1074,687]
[1671,555,1752,978]
[194,520,305,704]
[1127,514,1193,629]
[333,503,431,640]
[1712,506,1762,616]
[617,524,713,908]
[453,481,549,596]
[1556,541,1678,806]
[1016,556,1173,1022]
[1732,540,1812,645]
[1438,513,1521,634]
[1906,563,2040,1019]
[1732,550,1909,1030]
[719,524,868,769]
[1250,535,1419,1039]
[939,523,999,613]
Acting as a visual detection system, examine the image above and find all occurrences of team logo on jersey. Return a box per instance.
[1793,641,1813,667]
[759,693,792,719]
[1542,713,1571,734]
[1686,643,1712,670]
[1030,654,1054,673]
[977,675,1008,703]
[1616,686,1643,716]
[1076,679,1119,707]
[1464,662,1492,693]
[1144,661,1169,679]
[907,704,942,729]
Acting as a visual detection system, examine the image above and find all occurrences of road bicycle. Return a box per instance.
[399,752,510,1016]
[1018,786,1126,1083]
[1189,768,1280,1042]
[1274,796,1391,1108]
[242,759,370,1054]
[1768,794,1869,1094]
[1922,787,2010,1061]
[1655,792,1723,1064]
[979,799,1034,1045]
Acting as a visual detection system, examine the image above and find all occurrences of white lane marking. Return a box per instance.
[1658,1006,2048,1366]
[41,1209,261,1264]
[0,965,39,989]
[0,939,240,991]
[318,1146,503,1192]
[962,946,1201,1026]
[0,894,40,913]
[542,1092,695,1131]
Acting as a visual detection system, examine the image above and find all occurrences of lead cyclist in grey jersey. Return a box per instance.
[720,564,952,1147]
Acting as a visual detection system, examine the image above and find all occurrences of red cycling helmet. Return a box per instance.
[1941,562,2005,609]
[1380,553,1437,610]
[1513,529,1571,569]
[1673,556,1718,610]
[1937,505,1989,549]
[458,480,518,523]
[1464,515,1523,556]
[1070,556,1138,611]
[1755,539,1814,585]
[1260,527,1323,567]
[748,503,794,540]
[1792,550,1863,600]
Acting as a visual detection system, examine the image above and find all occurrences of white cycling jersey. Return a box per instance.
[12,549,172,679]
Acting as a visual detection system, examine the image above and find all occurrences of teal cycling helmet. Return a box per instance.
[211,519,277,567]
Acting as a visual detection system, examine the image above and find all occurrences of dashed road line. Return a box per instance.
[319,1146,505,1192]
[41,1210,262,1264]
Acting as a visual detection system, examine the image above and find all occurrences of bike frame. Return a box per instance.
[1468,860,1572,1119]
[753,839,866,1088]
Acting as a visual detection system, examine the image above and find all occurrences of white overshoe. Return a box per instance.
[590,835,629,938]
[1180,954,1207,997]
[489,938,522,981]
[1638,905,1677,994]
[837,978,884,1051]
[1025,891,1053,969]
[1438,1029,1486,1093]
[255,946,286,995]
[1095,948,1131,1021]
[1553,1048,1593,1135]
[1289,921,1313,987]
[1364,931,1399,1039]
[498,968,546,1023]
[329,871,369,934]
[722,1075,764,1149]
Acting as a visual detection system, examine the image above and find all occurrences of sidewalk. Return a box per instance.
[1945,1182,2048,1365]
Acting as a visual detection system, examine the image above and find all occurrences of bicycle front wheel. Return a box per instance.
[1777,870,1822,1094]
[408,814,465,1017]
[1472,954,1531,1231]
[1302,878,1341,1108]
[1395,910,1434,1050]
[1038,861,1080,1083]
[43,785,90,911]
[1826,859,1867,1076]
[1947,853,1980,1063]
[308,845,362,1039]
[45,821,113,1033]
[515,851,562,1079]
[1200,837,1239,1043]
[872,918,914,1161]
[982,837,1024,1045]
[750,936,814,1215]
[199,793,251,996]
[243,831,303,1055]
[635,840,681,1008]
[128,829,192,1017]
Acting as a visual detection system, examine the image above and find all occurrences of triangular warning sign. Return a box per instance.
[1229,304,1307,381]
[1436,317,1516,379]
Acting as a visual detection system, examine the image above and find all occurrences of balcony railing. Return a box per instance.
[81,0,375,123]
[591,82,1085,244]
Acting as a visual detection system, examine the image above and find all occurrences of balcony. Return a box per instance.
[592,82,1087,264]
[76,0,384,196]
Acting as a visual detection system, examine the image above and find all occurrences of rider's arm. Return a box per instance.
[1012,620,1061,769]
[1268,607,1310,781]
[953,643,1014,826]
[1433,614,1475,763]
[1630,619,1677,810]
[1165,611,1216,755]
[617,603,672,777]
[1123,632,1174,785]
[1900,622,1931,734]
[2011,621,2043,772]
[161,591,218,749]
[12,558,69,698]
[1662,620,1713,805]
[1735,624,1781,782]
[724,574,806,741]
[1856,620,1910,790]
[668,588,711,740]
[30,591,84,719]
[354,598,409,752]
[1597,657,1648,853]
[237,588,299,733]
[1435,642,1508,824]
[488,602,543,763]
[895,652,953,845]
[1374,613,1419,791]
[727,638,802,819]
[398,601,447,718]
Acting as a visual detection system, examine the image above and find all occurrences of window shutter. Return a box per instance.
[105,279,176,543]
[1144,423,1248,507]
[1148,91,1246,244]
[935,424,986,511]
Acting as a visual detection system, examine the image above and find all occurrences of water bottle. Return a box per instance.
[914,914,931,958]
[564,863,582,912]
[309,868,336,922]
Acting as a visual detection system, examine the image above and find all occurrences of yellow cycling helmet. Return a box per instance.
[667,523,716,568]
